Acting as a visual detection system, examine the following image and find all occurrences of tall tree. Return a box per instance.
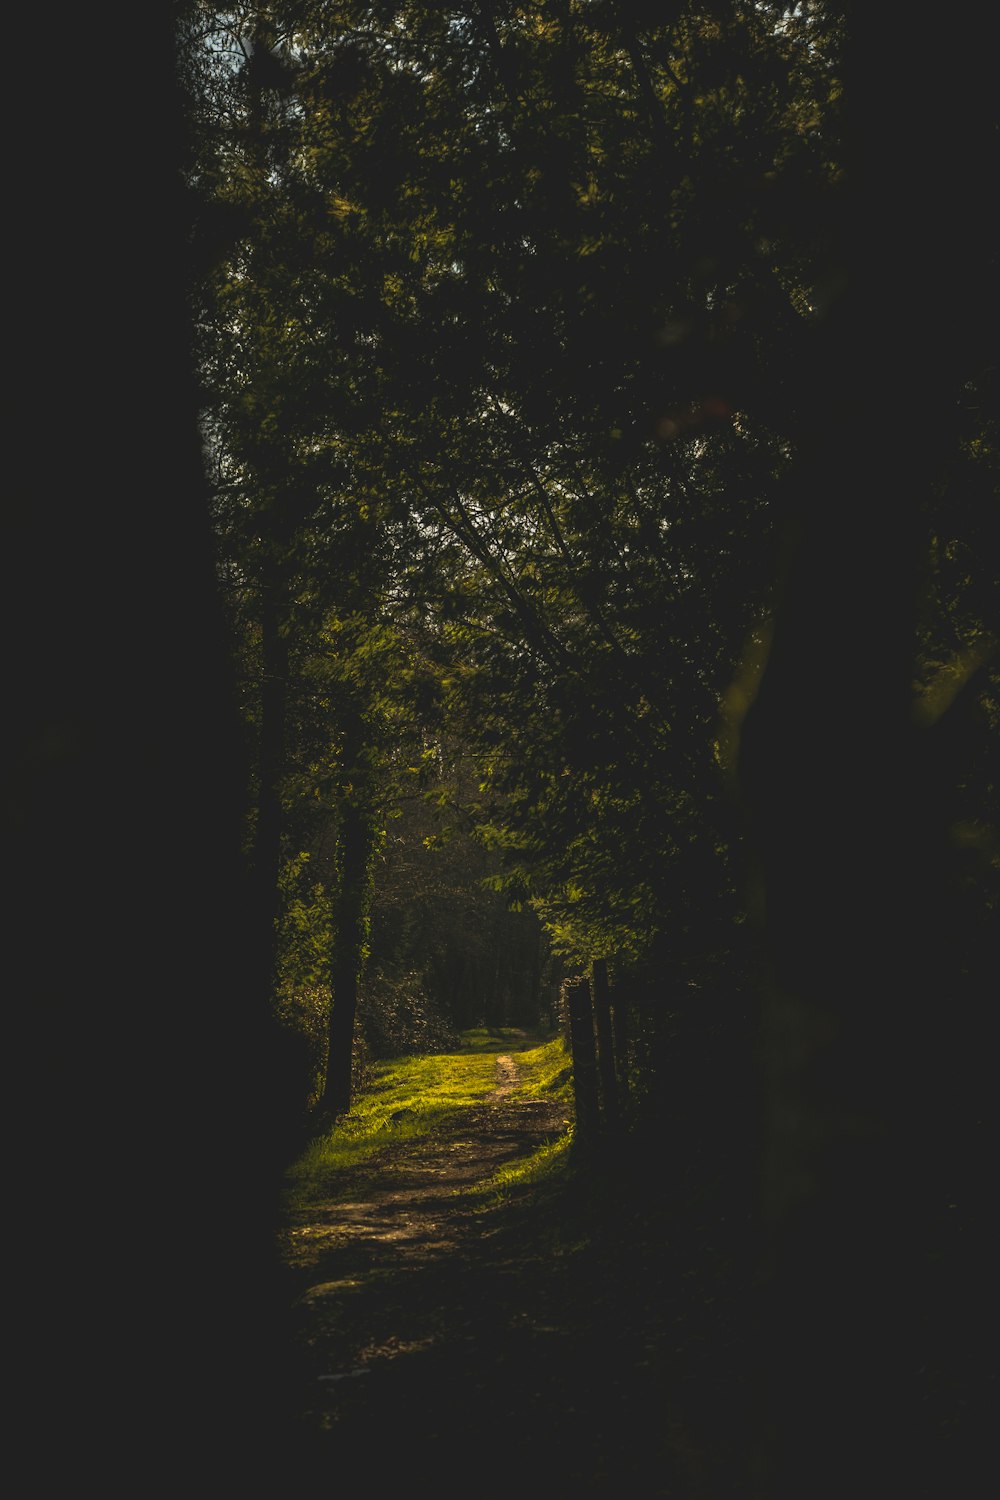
[738,4,999,1491]
[9,0,297,1483]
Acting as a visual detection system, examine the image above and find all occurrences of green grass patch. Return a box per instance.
[506,1033,574,1105]
[469,1127,575,1205]
[285,1028,567,1204]
[452,1026,541,1054]
[463,1033,576,1206]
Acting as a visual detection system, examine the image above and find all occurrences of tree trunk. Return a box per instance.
[253,553,289,1004]
[8,5,288,1481]
[563,976,600,1147]
[321,783,377,1118]
[590,958,619,1131]
[738,9,995,1493]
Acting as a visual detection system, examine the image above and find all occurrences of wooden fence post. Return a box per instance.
[563,975,600,1146]
[591,958,619,1131]
[610,982,631,1102]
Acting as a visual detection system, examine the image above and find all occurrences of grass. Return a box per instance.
[470,1127,575,1203]
[507,1032,574,1101]
[452,1025,543,1054]
[467,1032,575,1204]
[284,1027,573,1205]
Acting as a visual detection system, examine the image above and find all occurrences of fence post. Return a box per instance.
[610,982,631,1102]
[591,958,619,1132]
[563,975,601,1147]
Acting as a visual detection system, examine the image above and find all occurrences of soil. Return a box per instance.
[224,1023,994,1500]
[265,1035,751,1498]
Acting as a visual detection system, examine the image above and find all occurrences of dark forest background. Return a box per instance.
[7,2,996,1494]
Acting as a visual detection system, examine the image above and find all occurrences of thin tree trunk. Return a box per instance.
[321,775,376,1119]
[252,554,289,1005]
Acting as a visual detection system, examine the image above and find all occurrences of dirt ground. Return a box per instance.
[243,1034,992,1497]
[264,1043,749,1498]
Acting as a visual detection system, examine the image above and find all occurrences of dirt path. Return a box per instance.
[278,1049,569,1419]
[268,1044,744,1497]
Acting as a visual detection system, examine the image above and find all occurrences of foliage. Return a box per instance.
[182,1,996,1132]
[276,849,332,990]
[363,751,554,1039]
[184,0,819,980]
[356,969,460,1058]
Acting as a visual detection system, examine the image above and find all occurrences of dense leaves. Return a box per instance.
[184,0,996,1084]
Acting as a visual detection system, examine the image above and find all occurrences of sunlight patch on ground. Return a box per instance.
[280,1031,575,1282]
[296,1277,364,1302]
[283,1030,572,1205]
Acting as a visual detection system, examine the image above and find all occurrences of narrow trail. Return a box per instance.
[281,1050,567,1278]
[277,1046,571,1435]
[268,1039,745,1497]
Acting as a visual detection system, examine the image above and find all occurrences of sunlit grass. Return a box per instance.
[464,1033,575,1204]
[286,1050,496,1196]
[285,1028,570,1203]
[452,1026,541,1053]
[506,1033,574,1104]
[469,1127,575,1205]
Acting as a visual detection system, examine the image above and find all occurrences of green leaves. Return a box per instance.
[189,0,838,1011]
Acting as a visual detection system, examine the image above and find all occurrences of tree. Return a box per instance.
[736,6,999,1491]
[8,0,299,1482]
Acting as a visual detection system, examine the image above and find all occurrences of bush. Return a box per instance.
[357,970,461,1058]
